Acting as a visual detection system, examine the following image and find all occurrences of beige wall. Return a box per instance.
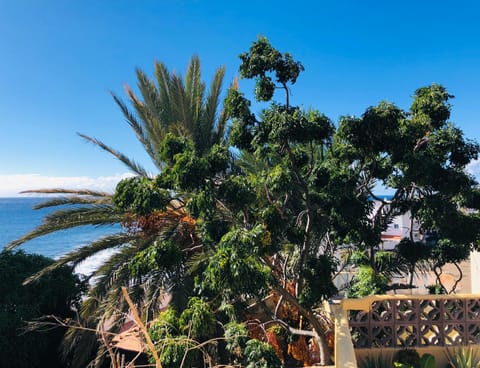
[472,251,480,293]
[337,294,480,368]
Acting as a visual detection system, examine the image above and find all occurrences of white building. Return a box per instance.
[372,200,422,250]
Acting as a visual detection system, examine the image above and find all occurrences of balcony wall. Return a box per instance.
[330,294,480,367]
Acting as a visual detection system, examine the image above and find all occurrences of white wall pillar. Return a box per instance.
[471,251,480,293]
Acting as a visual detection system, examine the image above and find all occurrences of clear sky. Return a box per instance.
[1,0,479,196]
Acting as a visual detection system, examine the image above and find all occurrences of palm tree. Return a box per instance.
[6,56,229,367]
[81,54,227,176]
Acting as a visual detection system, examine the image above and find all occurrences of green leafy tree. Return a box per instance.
[335,83,480,295]
[243,339,283,368]
[174,37,479,364]
[7,37,480,368]
[346,250,403,297]
[142,36,338,365]
[0,250,82,368]
[6,56,229,367]
[396,238,431,288]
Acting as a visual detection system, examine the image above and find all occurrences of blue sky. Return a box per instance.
[1,0,479,195]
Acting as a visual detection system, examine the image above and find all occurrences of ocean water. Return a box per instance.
[0,197,120,275]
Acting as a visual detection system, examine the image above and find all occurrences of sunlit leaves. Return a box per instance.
[243,339,282,368]
[411,84,453,129]
[178,297,216,340]
[113,176,170,215]
[202,243,270,298]
[258,104,334,145]
[129,240,183,277]
[239,36,304,102]
[218,175,256,211]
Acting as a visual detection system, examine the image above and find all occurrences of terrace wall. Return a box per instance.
[330,294,480,368]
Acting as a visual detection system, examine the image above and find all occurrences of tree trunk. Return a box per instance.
[273,285,332,365]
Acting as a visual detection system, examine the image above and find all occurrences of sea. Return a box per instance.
[0,197,120,275]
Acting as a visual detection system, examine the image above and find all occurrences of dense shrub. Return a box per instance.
[0,250,83,368]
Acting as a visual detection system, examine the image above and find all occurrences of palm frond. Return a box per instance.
[111,92,159,167]
[136,68,161,117]
[170,73,191,133]
[135,69,170,159]
[214,106,228,145]
[61,321,99,368]
[91,249,152,321]
[186,248,211,275]
[78,133,149,177]
[6,205,122,250]
[185,55,205,126]
[154,61,173,124]
[237,150,270,174]
[31,195,111,209]
[203,66,226,149]
[23,233,134,284]
[130,71,161,136]
[21,188,111,197]
[141,269,175,313]
[92,237,154,297]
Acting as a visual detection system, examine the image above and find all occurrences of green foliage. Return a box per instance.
[374,250,404,275]
[394,349,421,368]
[186,185,217,219]
[446,346,480,368]
[218,175,256,209]
[149,308,180,341]
[225,89,256,151]
[393,353,435,368]
[159,133,194,164]
[149,308,202,368]
[221,225,272,255]
[207,143,230,174]
[265,164,294,193]
[299,255,337,307]
[171,150,210,190]
[158,337,200,368]
[202,241,271,298]
[358,352,393,368]
[347,265,390,297]
[411,84,452,129]
[396,238,431,265]
[224,322,248,356]
[419,353,436,368]
[433,238,471,266]
[0,250,82,368]
[113,176,170,215]
[239,36,304,101]
[243,339,282,368]
[258,104,334,145]
[159,135,230,192]
[348,248,406,296]
[426,283,445,295]
[178,297,216,340]
[129,240,183,277]
[338,101,405,156]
